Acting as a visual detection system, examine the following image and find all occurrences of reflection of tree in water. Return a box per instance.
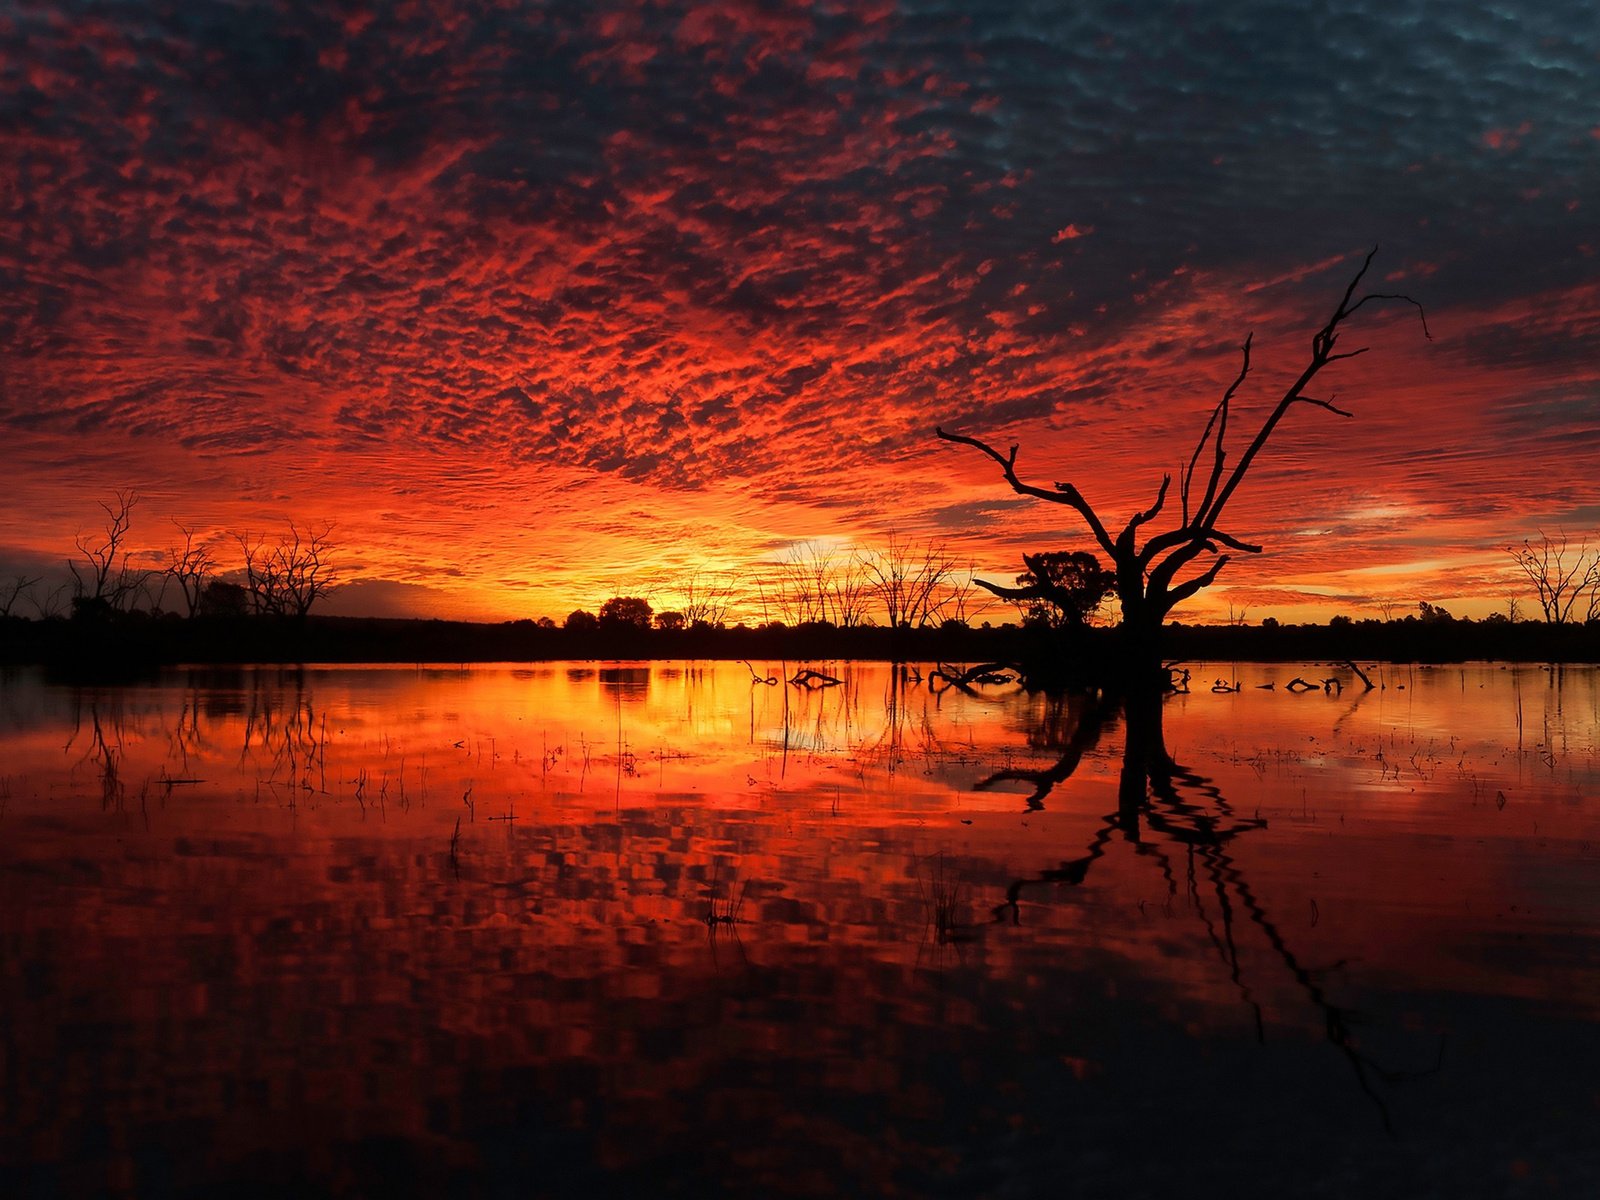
[757,665,968,781]
[239,671,328,803]
[65,695,125,812]
[981,691,1440,1132]
[872,666,957,776]
[167,693,204,777]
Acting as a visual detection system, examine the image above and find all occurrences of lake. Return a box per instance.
[2,660,1598,1198]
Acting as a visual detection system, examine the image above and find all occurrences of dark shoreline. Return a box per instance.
[4,613,1599,674]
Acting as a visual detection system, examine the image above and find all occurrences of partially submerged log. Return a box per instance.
[789,668,842,689]
[929,662,1020,695]
[1340,659,1375,691]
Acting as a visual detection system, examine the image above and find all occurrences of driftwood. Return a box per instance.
[929,661,1019,695]
[1340,659,1375,691]
[789,668,842,689]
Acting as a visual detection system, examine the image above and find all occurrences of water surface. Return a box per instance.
[2,660,1598,1197]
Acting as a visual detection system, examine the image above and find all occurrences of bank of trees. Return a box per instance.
[553,535,990,639]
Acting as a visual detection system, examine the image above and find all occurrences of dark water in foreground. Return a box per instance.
[1,660,1598,1198]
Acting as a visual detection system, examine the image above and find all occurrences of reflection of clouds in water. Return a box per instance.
[2,3,1599,618]
[0,661,1596,1192]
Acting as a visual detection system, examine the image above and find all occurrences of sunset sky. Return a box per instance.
[3,0,1597,624]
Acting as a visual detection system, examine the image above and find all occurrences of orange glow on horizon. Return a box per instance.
[4,5,1597,626]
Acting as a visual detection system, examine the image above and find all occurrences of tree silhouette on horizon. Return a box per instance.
[939,248,1429,691]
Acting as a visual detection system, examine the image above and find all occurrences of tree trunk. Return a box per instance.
[1116,687,1162,838]
[1110,592,1173,836]
[1114,605,1167,696]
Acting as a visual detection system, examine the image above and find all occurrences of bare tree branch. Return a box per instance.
[938,248,1428,684]
[164,522,215,619]
[933,428,1117,557]
[1509,531,1600,624]
[238,523,339,619]
[69,490,149,614]
[0,575,40,619]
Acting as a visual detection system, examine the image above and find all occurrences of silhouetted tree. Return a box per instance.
[564,609,599,633]
[939,249,1428,690]
[1508,531,1600,624]
[0,574,39,619]
[675,569,736,629]
[69,490,149,616]
[197,579,250,618]
[979,550,1115,628]
[773,541,873,628]
[598,596,653,631]
[162,522,216,618]
[237,523,338,619]
[32,582,69,620]
[860,532,963,628]
[943,565,991,627]
[654,610,685,632]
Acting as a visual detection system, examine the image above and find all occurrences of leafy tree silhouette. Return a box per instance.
[981,550,1115,628]
[598,596,652,631]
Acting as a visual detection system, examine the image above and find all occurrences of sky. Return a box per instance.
[2,0,1598,624]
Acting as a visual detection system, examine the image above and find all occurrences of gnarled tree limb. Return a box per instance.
[938,247,1428,670]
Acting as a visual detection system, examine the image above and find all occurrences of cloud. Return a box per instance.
[0,0,1596,620]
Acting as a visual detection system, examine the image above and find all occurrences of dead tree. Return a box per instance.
[69,490,149,615]
[860,532,962,629]
[238,523,338,619]
[1508,531,1600,625]
[163,522,216,618]
[676,568,737,629]
[769,542,874,628]
[939,248,1428,690]
[773,541,838,625]
[0,574,40,618]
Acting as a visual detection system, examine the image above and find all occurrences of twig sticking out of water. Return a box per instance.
[740,660,778,686]
[929,662,1018,695]
[1340,660,1375,691]
[705,880,747,927]
[918,852,969,944]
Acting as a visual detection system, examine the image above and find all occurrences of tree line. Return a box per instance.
[10,493,1105,632]
[8,469,1595,642]
[5,491,339,622]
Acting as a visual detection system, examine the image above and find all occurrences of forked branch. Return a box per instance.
[932,428,1116,558]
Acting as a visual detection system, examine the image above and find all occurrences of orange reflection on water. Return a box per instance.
[1,661,1598,1197]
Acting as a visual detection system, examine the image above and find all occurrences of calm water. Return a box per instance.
[2,660,1598,1198]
